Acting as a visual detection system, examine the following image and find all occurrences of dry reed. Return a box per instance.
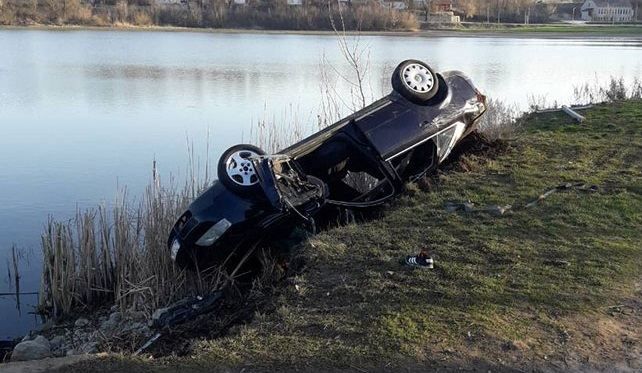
[573,76,642,105]
[0,1,418,31]
[38,158,224,318]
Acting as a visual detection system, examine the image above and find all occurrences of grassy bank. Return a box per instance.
[448,23,642,36]
[54,100,642,371]
[0,2,418,31]
[2,22,642,38]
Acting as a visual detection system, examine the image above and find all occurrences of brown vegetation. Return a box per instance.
[38,154,225,318]
[0,0,419,30]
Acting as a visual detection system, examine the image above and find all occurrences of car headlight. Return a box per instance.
[170,239,181,261]
[195,218,232,246]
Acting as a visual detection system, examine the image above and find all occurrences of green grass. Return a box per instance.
[58,101,642,371]
[455,23,642,35]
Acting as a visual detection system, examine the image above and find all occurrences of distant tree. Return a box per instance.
[423,0,431,22]
[456,0,478,19]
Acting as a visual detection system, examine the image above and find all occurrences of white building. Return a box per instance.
[154,0,183,5]
[287,0,303,5]
[581,0,634,22]
[381,1,407,10]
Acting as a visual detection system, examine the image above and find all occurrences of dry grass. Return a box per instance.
[0,2,418,30]
[479,77,642,142]
[53,99,642,373]
[573,76,642,105]
[476,98,521,141]
[38,157,225,318]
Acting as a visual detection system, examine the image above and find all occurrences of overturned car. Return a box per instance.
[169,59,487,269]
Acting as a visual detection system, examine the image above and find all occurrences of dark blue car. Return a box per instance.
[169,59,487,269]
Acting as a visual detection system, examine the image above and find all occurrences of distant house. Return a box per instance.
[433,0,452,12]
[381,0,407,10]
[154,0,183,5]
[411,0,452,11]
[581,0,634,22]
[233,0,247,5]
[550,2,584,21]
[287,0,302,5]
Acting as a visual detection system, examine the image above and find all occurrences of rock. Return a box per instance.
[128,311,146,322]
[75,318,90,328]
[109,311,123,323]
[66,349,76,356]
[129,322,145,331]
[49,335,65,350]
[21,334,31,342]
[33,335,51,351]
[11,339,51,361]
[100,311,123,333]
[150,307,168,327]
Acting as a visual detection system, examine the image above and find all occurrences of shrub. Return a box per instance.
[130,8,153,26]
[39,166,223,317]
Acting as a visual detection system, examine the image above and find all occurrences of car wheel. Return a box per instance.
[391,59,439,104]
[217,144,266,194]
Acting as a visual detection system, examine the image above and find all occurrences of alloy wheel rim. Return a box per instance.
[225,150,259,186]
[402,63,434,93]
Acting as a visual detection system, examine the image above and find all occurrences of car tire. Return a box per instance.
[391,59,439,104]
[217,144,266,194]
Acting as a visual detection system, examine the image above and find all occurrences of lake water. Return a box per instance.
[0,29,641,340]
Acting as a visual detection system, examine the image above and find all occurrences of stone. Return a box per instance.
[49,335,65,350]
[11,340,51,361]
[129,311,146,322]
[108,311,123,323]
[33,335,51,351]
[100,320,116,333]
[150,307,168,327]
[100,311,123,333]
[128,322,145,331]
[74,318,90,328]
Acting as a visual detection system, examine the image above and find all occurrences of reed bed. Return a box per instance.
[573,76,642,106]
[38,160,226,318]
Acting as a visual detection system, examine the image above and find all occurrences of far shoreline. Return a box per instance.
[2,24,642,40]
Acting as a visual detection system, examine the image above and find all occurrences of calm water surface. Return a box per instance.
[0,29,641,339]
